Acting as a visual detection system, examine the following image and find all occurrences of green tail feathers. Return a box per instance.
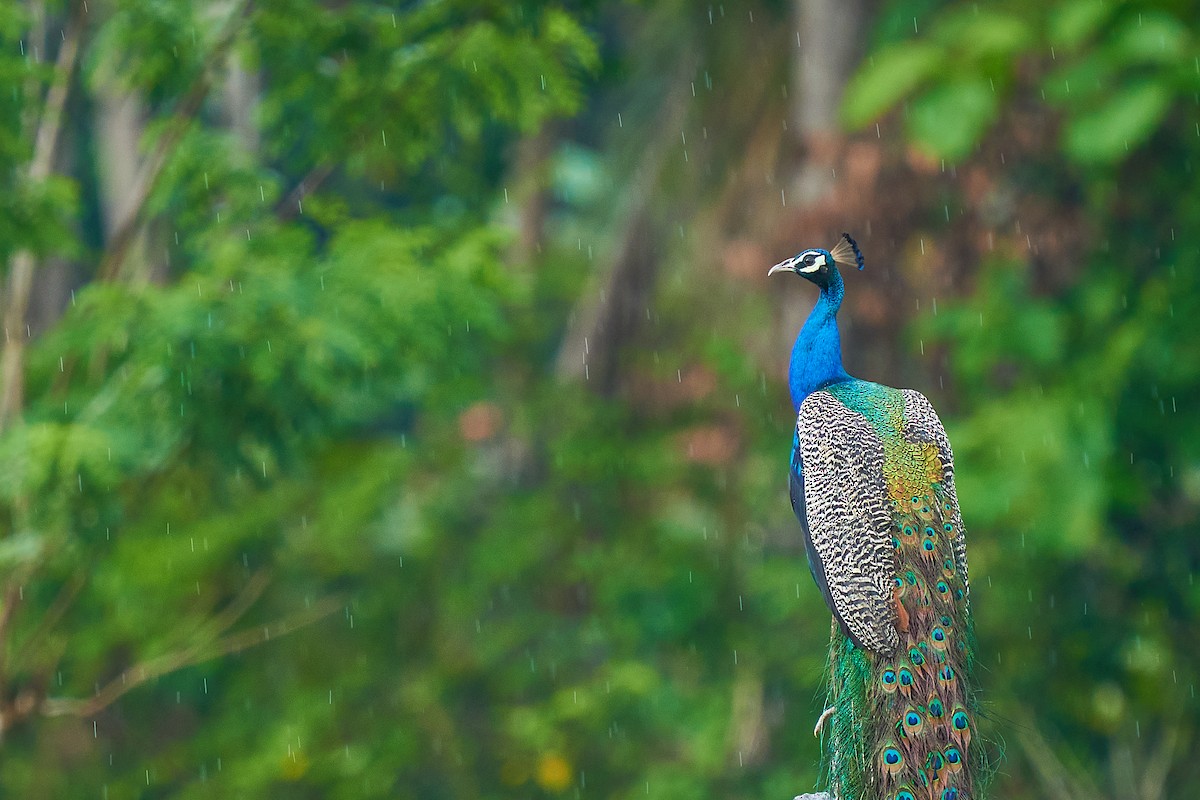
[823,630,986,800]
[819,486,988,800]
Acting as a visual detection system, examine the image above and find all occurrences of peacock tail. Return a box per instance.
[821,383,979,800]
[799,380,982,800]
[769,236,984,800]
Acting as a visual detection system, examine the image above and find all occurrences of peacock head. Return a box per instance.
[767,233,864,290]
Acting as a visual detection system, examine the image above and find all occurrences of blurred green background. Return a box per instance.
[0,0,1197,796]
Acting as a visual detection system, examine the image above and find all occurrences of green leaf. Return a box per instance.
[1047,0,1114,50]
[1041,53,1116,104]
[905,76,998,161]
[1064,80,1173,164]
[1109,11,1189,64]
[841,42,945,128]
[933,8,1032,61]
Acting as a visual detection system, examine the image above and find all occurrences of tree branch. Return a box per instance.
[0,577,27,701]
[40,594,342,719]
[196,569,272,640]
[7,571,85,679]
[0,1,84,430]
[1016,718,1101,800]
[275,160,335,222]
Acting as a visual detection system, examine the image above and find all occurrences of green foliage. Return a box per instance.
[1039,4,1193,163]
[15,222,508,503]
[1062,79,1173,164]
[906,76,998,162]
[0,7,77,266]
[844,0,1199,166]
[842,42,944,128]
[86,0,208,96]
[844,6,1029,160]
[251,2,597,183]
[4,0,1200,797]
[1047,0,1113,49]
[0,1,607,796]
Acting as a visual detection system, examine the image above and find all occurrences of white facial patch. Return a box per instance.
[798,251,826,273]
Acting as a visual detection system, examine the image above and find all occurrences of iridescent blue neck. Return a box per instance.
[788,268,851,411]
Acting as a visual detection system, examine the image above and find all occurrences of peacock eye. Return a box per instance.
[802,254,816,267]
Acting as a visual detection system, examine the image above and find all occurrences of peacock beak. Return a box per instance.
[768,257,797,276]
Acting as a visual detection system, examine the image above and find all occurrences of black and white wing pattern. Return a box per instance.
[793,390,899,654]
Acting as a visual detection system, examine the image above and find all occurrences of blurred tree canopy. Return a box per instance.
[1,0,1198,798]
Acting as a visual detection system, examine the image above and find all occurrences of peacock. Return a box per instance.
[770,234,982,800]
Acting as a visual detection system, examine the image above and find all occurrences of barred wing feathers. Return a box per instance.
[794,390,899,654]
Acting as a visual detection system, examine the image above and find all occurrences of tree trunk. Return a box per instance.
[555,56,696,394]
[506,129,553,268]
[779,0,869,342]
[0,2,81,429]
[791,0,867,151]
[93,78,155,283]
[222,50,260,156]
